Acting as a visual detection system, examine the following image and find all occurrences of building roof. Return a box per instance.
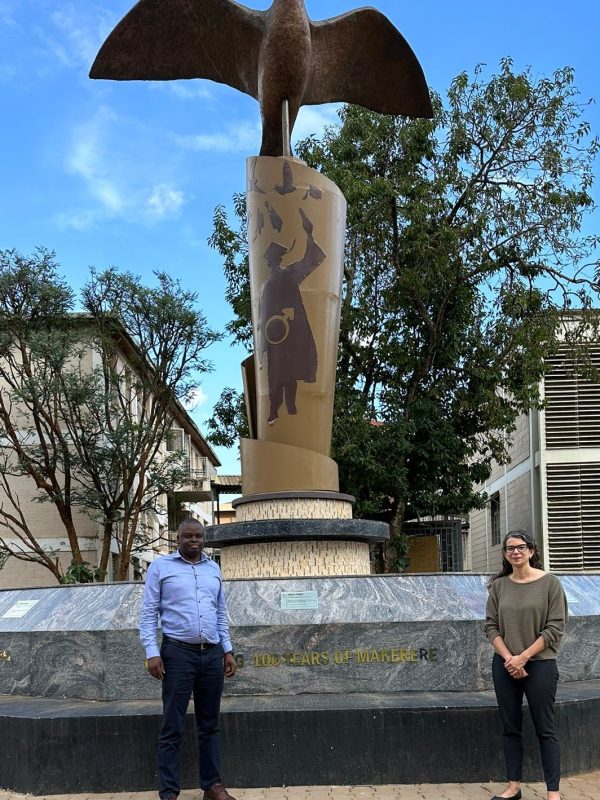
[211,475,242,494]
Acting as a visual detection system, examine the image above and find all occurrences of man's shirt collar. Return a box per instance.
[170,549,209,565]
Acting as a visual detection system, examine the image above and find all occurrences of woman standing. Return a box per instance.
[484,530,568,800]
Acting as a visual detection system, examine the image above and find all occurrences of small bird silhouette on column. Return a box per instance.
[90,0,433,157]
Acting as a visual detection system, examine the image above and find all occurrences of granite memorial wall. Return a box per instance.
[1,573,599,701]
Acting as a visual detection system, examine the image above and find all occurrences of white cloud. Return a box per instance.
[0,1,19,27]
[33,23,74,67]
[23,3,116,73]
[182,387,208,411]
[1,1,116,82]
[173,105,341,156]
[147,184,185,218]
[175,119,261,154]
[171,104,340,157]
[50,8,98,66]
[54,208,103,231]
[292,103,342,146]
[46,3,116,68]
[151,81,213,102]
[57,106,188,229]
[68,106,125,214]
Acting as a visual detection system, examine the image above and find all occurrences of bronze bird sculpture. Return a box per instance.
[90,0,433,157]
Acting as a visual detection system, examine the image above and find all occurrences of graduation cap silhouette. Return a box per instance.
[265,201,283,232]
[264,239,296,265]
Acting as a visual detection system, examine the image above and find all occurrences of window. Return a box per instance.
[544,346,600,449]
[168,502,190,532]
[192,455,208,479]
[111,553,121,581]
[546,462,600,571]
[490,492,501,547]
[166,428,185,452]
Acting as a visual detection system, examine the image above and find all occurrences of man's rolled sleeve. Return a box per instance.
[216,583,233,654]
[139,561,161,659]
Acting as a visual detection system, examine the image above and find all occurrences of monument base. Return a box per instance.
[1,683,599,794]
[206,490,389,579]
[1,575,599,794]
[219,538,371,578]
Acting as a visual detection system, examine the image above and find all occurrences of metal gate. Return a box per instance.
[402,518,465,572]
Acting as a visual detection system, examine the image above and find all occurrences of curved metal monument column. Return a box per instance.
[243,157,345,491]
[228,155,366,578]
[90,0,433,578]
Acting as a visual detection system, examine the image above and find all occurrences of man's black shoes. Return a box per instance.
[203,783,237,800]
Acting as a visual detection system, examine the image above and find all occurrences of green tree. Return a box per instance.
[209,60,600,571]
[0,249,220,582]
[320,65,600,568]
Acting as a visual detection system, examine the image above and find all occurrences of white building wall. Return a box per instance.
[470,336,600,573]
[469,412,536,572]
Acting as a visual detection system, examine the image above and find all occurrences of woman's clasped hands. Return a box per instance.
[504,653,528,679]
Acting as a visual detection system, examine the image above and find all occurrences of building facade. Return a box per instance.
[0,327,220,589]
[468,343,600,573]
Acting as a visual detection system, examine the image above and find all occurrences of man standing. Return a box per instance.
[140,518,237,800]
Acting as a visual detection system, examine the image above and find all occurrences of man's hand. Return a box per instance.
[147,656,166,680]
[224,653,237,678]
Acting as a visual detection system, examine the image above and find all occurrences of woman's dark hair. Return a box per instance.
[488,529,542,586]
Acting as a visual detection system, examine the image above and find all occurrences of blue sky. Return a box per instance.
[1,0,599,476]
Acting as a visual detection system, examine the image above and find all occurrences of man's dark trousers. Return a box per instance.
[158,637,225,800]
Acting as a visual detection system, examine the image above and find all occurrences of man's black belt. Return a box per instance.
[163,634,218,651]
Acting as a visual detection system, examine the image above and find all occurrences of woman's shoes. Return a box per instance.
[491,792,522,800]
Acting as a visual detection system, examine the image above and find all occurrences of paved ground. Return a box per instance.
[2,772,600,800]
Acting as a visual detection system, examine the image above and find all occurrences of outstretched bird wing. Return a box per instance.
[306,8,433,118]
[90,0,265,100]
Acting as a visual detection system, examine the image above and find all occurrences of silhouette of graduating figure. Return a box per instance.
[258,209,325,424]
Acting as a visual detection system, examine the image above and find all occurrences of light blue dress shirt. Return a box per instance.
[139,550,233,659]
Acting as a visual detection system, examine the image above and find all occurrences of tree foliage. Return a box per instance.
[0,249,220,582]
[210,60,600,570]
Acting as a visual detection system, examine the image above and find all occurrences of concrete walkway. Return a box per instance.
[2,772,600,800]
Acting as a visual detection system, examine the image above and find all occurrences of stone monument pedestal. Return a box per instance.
[207,491,388,578]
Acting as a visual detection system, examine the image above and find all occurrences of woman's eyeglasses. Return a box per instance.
[504,544,530,554]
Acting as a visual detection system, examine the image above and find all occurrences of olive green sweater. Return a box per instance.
[484,573,568,660]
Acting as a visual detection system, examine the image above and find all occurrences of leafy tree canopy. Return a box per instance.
[210,60,600,570]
